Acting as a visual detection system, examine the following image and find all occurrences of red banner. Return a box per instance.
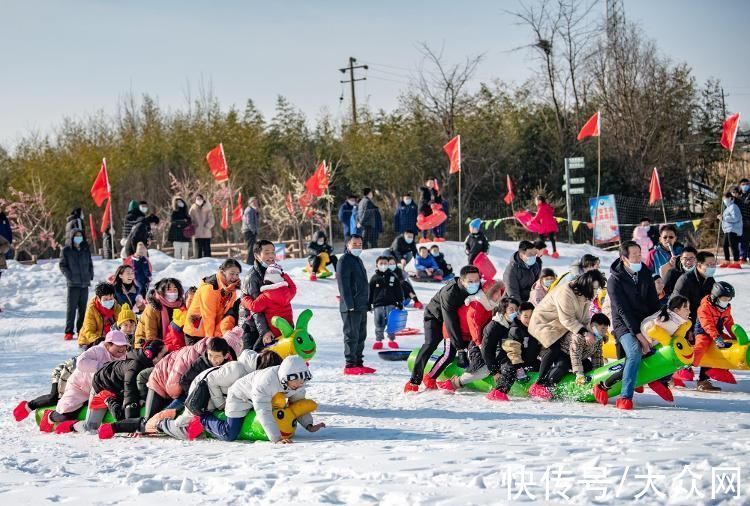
[206,144,230,183]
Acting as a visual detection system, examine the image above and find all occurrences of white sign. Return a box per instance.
[569,188,585,195]
[569,177,586,185]
[567,157,585,169]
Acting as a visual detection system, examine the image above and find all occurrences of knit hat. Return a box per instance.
[104,330,129,347]
[117,303,136,326]
[264,264,284,285]
[470,218,482,230]
[278,356,311,386]
[142,339,165,360]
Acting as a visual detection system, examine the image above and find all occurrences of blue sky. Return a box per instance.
[1,0,747,149]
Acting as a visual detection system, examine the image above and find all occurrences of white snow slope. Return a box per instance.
[0,241,748,505]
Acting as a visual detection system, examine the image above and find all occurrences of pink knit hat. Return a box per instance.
[104,330,129,347]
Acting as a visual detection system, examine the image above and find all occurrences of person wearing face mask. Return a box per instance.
[336,235,374,374]
[60,229,94,341]
[405,265,482,392]
[632,217,654,253]
[305,230,337,281]
[239,240,278,350]
[78,282,122,350]
[529,268,557,306]
[661,246,697,297]
[393,193,418,235]
[189,194,215,259]
[242,197,260,264]
[337,194,358,247]
[135,278,185,348]
[369,256,405,350]
[64,207,86,241]
[546,312,610,388]
[644,224,684,275]
[503,240,542,303]
[736,178,750,263]
[606,241,660,409]
[464,218,490,265]
[717,191,743,268]
[429,245,453,278]
[168,196,192,260]
[124,215,160,257]
[477,297,523,398]
[388,257,424,309]
[385,230,419,270]
[357,187,382,249]
[120,200,146,258]
[184,259,242,345]
[527,270,608,400]
[691,282,737,393]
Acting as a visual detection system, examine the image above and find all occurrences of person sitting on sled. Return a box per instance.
[14,358,77,422]
[692,281,737,393]
[37,330,129,432]
[190,356,324,443]
[388,257,423,309]
[115,303,137,347]
[306,230,337,281]
[414,246,444,281]
[370,256,405,350]
[78,282,122,351]
[529,268,557,306]
[242,263,296,350]
[429,244,453,278]
[478,297,525,401]
[465,218,489,265]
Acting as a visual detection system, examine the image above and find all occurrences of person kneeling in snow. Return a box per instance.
[191,356,325,443]
[369,256,405,350]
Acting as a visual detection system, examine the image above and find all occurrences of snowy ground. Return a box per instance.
[0,241,748,505]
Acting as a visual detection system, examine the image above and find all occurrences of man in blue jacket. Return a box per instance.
[607,240,660,410]
[393,193,418,235]
[336,235,375,375]
[337,194,357,246]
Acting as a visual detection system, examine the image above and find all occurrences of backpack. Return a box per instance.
[184,366,220,415]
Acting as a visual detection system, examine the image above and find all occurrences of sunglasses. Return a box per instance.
[661,235,676,240]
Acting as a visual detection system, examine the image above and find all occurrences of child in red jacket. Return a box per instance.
[241,264,296,347]
[693,281,735,392]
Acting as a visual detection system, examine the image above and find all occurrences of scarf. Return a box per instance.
[217,271,239,310]
[154,292,183,339]
[119,283,137,307]
[95,299,116,335]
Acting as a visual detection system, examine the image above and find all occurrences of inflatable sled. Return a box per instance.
[302,252,333,279]
[34,394,317,442]
[386,309,420,336]
[268,309,317,360]
[407,323,694,401]
[378,350,412,361]
[417,204,447,231]
[472,252,497,281]
[603,323,749,373]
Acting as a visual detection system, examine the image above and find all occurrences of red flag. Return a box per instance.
[100,200,111,234]
[577,111,600,141]
[648,167,663,205]
[89,214,98,241]
[721,113,741,151]
[443,135,461,174]
[299,192,314,209]
[220,206,229,230]
[232,192,243,223]
[305,161,329,197]
[503,175,515,205]
[90,158,111,207]
[285,193,295,215]
[206,144,230,183]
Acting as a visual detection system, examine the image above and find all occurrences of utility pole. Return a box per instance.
[721,87,727,119]
[339,57,367,126]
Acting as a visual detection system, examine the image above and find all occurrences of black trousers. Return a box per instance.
[342,310,367,367]
[243,230,256,264]
[409,319,443,384]
[723,232,740,262]
[195,238,212,259]
[536,340,564,387]
[65,286,88,334]
[362,227,378,249]
[547,355,594,385]
[541,233,557,253]
[311,254,337,272]
[28,383,59,410]
[242,322,260,351]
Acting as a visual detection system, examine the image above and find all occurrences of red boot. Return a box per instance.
[186,416,204,441]
[422,374,437,390]
[634,386,644,393]
[387,341,399,349]
[13,401,31,422]
[486,390,510,402]
[309,272,317,281]
[39,410,55,433]
[413,301,424,310]
[706,368,736,384]
[528,383,552,400]
[616,398,633,410]
[359,365,376,374]
[673,368,694,382]
[54,420,77,434]
[98,423,115,439]
[403,381,419,393]
[648,381,674,402]
[63,333,74,341]
[550,251,560,259]
[436,379,456,392]
[372,341,384,350]
[593,384,609,405]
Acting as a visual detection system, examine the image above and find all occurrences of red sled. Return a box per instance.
[472,252,497,281]
[395,327,421,336]
[417,206,447,231]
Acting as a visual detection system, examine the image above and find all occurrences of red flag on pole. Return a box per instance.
[89,214,98,241]
[576,111,601,141]
[443,135,461,174]
[721,113,741,151]
[648,167,663,205]
[100,200,111,234]
[206,144,230,183]
[90,158,111,207]
[285,193,295,215]
[305,161,329,197]
[503,175,515,205]
[220,206,229,230]
[299,192,314,209]
[232,192,243,224]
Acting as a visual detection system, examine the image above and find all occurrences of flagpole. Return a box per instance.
[714,150,735,256]
[592,134,601,246]
[326,162,333,244]
[102,158,117,260]
[458,169,462,241]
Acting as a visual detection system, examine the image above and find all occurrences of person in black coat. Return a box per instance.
[502,241,542,302]
[59,229,94,340]
[661,246,697,297]
[464,219,490,265]
[606,241,660,407]
[406,265,481,391]
[65,208,85,241]
[393,193,418,235]
[306,230,337,280]
[121,200,145,247]
[125,215,160,257]
[337,195,358,247]
[357,188,381,249]
[168,197,192,260]
[336,235,371,372]
[239,240,276,350]
[429,245,453,277]
[369,256,405,348]
[385,230,418,269]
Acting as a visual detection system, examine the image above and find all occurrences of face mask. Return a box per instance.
[742,185,750,193]
[196,199,204,206]
[177,201,185,208]
[466,282,481,295]
[317,239,325,245]
[350,248,362,257]
[165,292,179,303]
[593,328,604,341]
[404,198,413,205]
[684,264,696,273]
[524,255,537,267]
[723,199,732,206]
[704,266,716,278]
[405,236,413,244]
[627,261,642,273]
[431,251,439,257]
[641,224,650,230]
[139,206,148,214]
[507,312,517,322]
[101,299,115,309]
[377,265,388,272]
[543,279,553,288]
[716,299,729,309]
[348,200,356,206]
[388,265,397,271]
[73,236,83,245]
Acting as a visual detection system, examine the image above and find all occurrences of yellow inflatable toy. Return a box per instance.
[302,251,333,278]
[267,309,317,360]
[602,319,695,364]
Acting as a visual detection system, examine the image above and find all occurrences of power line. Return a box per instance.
[339,57,367,126]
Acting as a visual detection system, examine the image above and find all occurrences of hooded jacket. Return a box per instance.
[168,197,192,243]
[59,230,94,288]
[607,258,660,339]
[121,201,145,241]
[337,201,355,235]
[189,201,215,239]
[306,231,334,261]
[245,273,296,337]
[240,260,271,336]
[125,216,155,257]
[65,209,85,241]
[92,349,155,408]
[189,349,263,412]
[134,290,181,347]
[464,232,489,265]
[632,225,654,253]
[183,274,238,339]
[55,344,124,414]
[368,269,404,308]
[415,253,440,272]
[528,282,591,348]
[644,242,684,275]
[502,252,542,302]
[78,297,122,347]
[425,279,469,349]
